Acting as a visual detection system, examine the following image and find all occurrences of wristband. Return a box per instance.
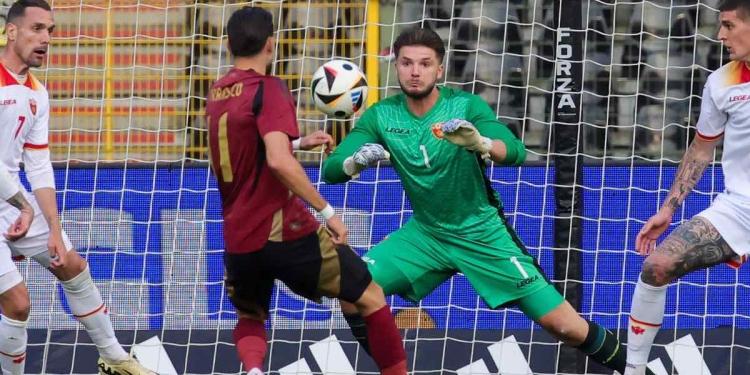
[319,204,335,220]
[292,138,301,150]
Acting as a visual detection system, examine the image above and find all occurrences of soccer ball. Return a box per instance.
[310,60,368,119]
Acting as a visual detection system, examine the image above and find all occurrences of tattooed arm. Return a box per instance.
[6,191,33,213]
[661,136,718,214]
[0,167,34,241]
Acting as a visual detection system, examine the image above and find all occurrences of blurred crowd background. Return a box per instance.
[14,0,727,163]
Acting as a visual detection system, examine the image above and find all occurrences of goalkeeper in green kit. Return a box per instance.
[323,27,652,375]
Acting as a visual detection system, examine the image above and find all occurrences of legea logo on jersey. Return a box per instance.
[385,127,411,135]
[29,99,36,115]
[729,94,750,102]
[431,123,444,139]
[275,334,712,375]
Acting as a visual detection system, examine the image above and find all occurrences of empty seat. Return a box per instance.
[587,16,611,55]
[639,67,667,98]
[400,0,429,24]
[461,47,524,85]
[461,0,515,30]
[640,1,674,35]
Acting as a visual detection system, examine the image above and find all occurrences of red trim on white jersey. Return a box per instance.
[0,61,39,90]
[695,131,724,141]
[23,143,48,149]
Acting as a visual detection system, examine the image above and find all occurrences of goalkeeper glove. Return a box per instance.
[343,143,390,177]
[441,119,493,157]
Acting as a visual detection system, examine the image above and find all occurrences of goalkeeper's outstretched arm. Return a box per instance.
[465,95,526,166]
[322,110,382,184]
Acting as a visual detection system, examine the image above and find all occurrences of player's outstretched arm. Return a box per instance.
[464,95,526,166]
[265,131,333,211]
[264,131,349,244]
[322,110,384,184]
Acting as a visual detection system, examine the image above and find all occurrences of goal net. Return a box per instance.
[11,0,746,374]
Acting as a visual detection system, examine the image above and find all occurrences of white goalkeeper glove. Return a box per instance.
[343,143,390,177]
[441,119,493,158]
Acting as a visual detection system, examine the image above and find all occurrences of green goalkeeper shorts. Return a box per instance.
[363,213,564,320]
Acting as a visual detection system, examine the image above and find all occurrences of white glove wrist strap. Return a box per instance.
[292,139,301,150]
[343,157,359,177]
[481,136,493,152]
[318,204,335,220]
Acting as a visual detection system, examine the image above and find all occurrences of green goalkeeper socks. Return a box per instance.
[576,320,655,375]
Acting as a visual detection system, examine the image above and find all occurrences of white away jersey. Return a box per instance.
[0,62,51,216]
[696,60,750,201]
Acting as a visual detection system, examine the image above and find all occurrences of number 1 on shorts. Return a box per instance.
[510,256,529,278]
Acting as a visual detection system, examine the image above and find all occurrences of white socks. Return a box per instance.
[627,275,668,366]
[0,315,28,375]
[62,266,129,363]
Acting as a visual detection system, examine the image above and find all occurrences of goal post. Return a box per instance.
[365,0,380,107]
[552,0,585,372]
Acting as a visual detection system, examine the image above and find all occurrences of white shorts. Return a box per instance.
[697,192,750,256]
[0,211,74,294]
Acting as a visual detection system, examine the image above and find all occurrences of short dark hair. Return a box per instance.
[7,0,52,24]
[718,0,750,20]
[227,6,275,58]
[393,27,446,62]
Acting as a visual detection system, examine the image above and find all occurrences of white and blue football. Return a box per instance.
[311,60,368,119]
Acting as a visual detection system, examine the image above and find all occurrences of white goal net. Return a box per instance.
[9,0,746,374]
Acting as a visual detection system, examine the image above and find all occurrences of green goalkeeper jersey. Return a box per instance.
[322,87,526,233]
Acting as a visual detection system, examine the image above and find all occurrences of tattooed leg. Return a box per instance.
[641,216,735,287]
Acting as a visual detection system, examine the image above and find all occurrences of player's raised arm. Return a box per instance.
[321,109,387,184]
[465,94,526,166]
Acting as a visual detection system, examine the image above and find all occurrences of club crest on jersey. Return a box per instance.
[29,99,37,115]
[431,123,444,139]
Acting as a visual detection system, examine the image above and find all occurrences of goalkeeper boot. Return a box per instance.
[97,354,158,375]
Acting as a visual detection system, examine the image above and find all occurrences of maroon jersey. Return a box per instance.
[206,68,319,254]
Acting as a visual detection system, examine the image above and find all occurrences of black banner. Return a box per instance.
[24,328,750,374]
[552,0,586,371]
